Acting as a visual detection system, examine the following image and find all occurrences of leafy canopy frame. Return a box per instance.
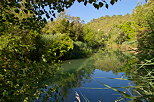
[1,0,119,21]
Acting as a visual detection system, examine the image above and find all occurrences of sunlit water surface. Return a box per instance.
[37,51,137,102]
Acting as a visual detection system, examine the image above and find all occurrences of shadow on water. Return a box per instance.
[34,49,154,102]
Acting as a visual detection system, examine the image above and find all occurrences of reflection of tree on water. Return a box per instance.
[93,50,137,74]
[35,58,95,102]
[93,49,154,101]
[25,50,154,101]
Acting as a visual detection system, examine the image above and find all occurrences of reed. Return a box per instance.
[82,58,154,101]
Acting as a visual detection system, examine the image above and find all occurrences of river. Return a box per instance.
[35,50,147,102]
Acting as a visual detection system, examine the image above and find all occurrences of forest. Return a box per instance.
[0,0,154,101]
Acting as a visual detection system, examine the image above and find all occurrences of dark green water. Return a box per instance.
[35,50,141,102]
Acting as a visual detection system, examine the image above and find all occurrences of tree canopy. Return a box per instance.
[0,0,153,101]
[0,0,120,20]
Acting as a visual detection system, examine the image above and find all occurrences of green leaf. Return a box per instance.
[105,4,108,9]
[46,14,50,19]
[39,10,44,15]
[99,2,104,7]
[93,3,99,9]
[3,90,8,96]
[24,10,28,13]
[50,18,53,21]
[14,8,20,13]
[38,16,42,20]
[77,0,83,3]
[84,1,87,6]
[89,0,93,4]
[110,0,118,5]
[53,13,55,17]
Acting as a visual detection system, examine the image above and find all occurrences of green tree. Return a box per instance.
[43,12,84,41]
[132,1,154,60]
[82,24,105,48]
[0,1,61,101]
[116,21,137,42]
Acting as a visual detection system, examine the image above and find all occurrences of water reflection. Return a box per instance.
[93,50,137,74]
[35,58,95,102]
[93,49,154,101]
[35,50,153,102]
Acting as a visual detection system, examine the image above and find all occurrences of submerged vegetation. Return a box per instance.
[0,0,154,101]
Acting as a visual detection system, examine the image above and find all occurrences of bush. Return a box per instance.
[40,33,74,61]
[62,41,92,59]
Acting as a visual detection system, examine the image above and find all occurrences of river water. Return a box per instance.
[35,50,142,102]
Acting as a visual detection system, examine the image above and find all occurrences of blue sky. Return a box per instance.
[66,0,146,23]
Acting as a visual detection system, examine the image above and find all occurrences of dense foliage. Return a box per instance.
[0,1,106,101]
[86,1,154,61]
[0,0,153,101]
[87,1,154,101]
[0,0,119,20]
[0,2,59,101]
